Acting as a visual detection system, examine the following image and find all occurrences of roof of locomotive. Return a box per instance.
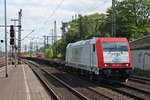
[99,37,128,42]
[66,37,128,48]
[67,37,97,48]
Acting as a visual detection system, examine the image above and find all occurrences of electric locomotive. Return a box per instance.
[65,37,132,81]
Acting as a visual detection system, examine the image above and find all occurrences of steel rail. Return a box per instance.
[95,78,150,100]
[129,77,150,85]
[24,61,61,100]
[129,75,150,85]
[42,63,114,100]
[27,59,115,100]
[26,60,89,100]
[86,86,114,100]
[118,82,150,96]
[24,57,150,100]
[132,75,150,82]
[97,82,145,100]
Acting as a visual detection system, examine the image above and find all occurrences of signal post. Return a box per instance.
[9,25,16,66]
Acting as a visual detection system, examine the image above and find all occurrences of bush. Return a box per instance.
[133,68,150,77]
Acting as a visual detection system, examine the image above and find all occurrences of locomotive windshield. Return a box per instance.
[102,42,128,52]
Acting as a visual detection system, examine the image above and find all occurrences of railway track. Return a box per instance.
[25,58,150,100]
[64,68,150,100]
[129,75,150,85]
[42,66,129,100]
[25,60,117,100]
[74,75,150,100]
[125,80,150,94]
[89,77,150,100]
[116,82,150,100]
[25,63,60,100]
[24,60,130,100]
[25,60,89,100]
[75,74,150,100]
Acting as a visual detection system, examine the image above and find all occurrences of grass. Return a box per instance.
[133,68,150,78]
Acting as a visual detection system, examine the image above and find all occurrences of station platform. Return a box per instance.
[0,64,50,100]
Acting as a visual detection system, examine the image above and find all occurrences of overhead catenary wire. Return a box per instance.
[21,30,35,41]
[40,0,107,35]
[36,0,65,33]
[24,0,110,40]
[25,0,64,37]
[84,1,108,15]
[33,0,56,31]
[28,0,65,37]
[43,0,65,25]
[82,0,102,12]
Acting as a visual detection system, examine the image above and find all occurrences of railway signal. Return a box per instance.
[10,25,15,45]
[10,38,14,45]
[10,25,14,37]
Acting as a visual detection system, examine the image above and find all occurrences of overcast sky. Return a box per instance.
[0,0,112,51]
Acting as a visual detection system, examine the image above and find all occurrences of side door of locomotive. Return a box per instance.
[90,44,95,69]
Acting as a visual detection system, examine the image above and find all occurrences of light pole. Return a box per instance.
[111,0,116,37]
[18,9,22,64]
[4,0,8,77]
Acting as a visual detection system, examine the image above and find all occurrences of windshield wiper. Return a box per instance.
[108,48,123,54]
[108,48,115,54]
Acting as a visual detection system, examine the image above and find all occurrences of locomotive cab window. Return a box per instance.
[102,42,128,52]
[93,44,95,52]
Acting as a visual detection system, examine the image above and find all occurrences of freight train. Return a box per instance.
[65,37,132,81]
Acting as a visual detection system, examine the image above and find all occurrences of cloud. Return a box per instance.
[0,0,112,51]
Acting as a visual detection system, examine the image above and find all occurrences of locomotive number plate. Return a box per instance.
[112,64,121,66]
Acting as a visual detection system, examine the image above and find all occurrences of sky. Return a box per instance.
[0,0,113,51]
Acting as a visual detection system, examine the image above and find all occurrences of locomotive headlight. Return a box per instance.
[104,64,110,67]
[124,63,129,67]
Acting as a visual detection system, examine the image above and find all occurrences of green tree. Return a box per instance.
[54,0,150,59]
[106,0,150,40]
[45,44,53,58]
[59,13,107,59]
